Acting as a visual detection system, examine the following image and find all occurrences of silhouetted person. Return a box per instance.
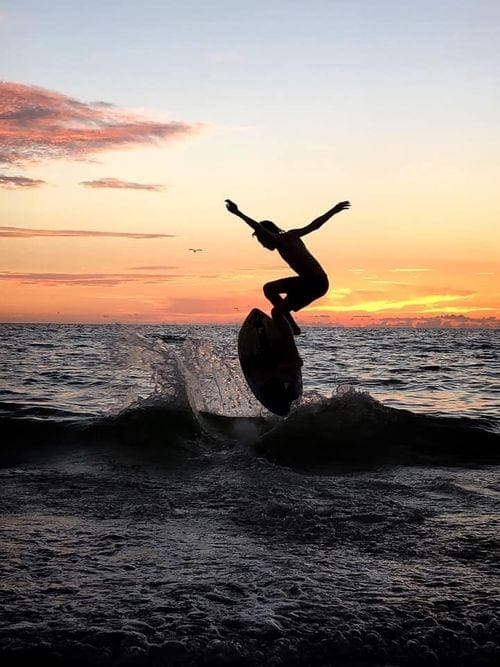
[225,199,350,335]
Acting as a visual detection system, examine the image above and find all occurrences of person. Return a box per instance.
[225,198,350,335]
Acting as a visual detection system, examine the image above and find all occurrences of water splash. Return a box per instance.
[131,332,265,418]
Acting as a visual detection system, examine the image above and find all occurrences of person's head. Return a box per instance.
[253,220,283,250]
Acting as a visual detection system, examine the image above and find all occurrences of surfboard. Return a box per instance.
[238,308,303,416]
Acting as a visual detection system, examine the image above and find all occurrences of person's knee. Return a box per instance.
[263,282,276,300]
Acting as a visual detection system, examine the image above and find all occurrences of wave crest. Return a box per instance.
[1,335,498,467]
[257,386,499,466]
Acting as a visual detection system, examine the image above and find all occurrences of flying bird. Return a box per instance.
[189,248,203,253]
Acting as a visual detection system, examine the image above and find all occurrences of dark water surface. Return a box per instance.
[0,324,498,665]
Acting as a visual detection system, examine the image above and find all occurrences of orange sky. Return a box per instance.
[1,136,498,328]
[1,3,499,328]
[0,127,498,327]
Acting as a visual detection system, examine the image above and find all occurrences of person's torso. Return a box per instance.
[277,233,326,279]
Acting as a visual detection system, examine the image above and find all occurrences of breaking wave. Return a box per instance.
[1,331,498,467]
[2,394,497,467]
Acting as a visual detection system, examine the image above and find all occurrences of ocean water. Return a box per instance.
[0,323,498,666]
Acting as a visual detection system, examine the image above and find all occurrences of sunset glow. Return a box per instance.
[1,1,499,327]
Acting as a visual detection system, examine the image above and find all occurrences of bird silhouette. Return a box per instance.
[189,248,203,253]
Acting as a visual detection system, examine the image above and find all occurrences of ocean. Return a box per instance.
[1,323,499,666]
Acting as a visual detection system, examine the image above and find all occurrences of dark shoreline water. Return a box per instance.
[1,324,498,665]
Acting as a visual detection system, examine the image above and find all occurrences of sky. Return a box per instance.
[1,0,499,327]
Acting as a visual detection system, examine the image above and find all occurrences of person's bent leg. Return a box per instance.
[264,278,303,336]
[281,275,329,336]
[272,303,301,336]
[271,306,302,367]
[284,311,301,336]
[263,280,286,308]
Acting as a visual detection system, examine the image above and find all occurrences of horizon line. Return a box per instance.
[0,320,498,330]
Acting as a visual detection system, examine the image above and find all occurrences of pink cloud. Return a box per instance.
[80,178,166,191]
[0,81,203,165]
[0,174,46,188]
[0,226,175,239]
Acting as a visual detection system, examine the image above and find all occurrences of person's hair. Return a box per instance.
[252,220,283,250]
[259,220,283,234]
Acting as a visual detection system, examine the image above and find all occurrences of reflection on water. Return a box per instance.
[0,324,498,425]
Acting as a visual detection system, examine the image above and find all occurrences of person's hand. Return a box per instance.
[225,199,239,214]
[333,201,351,213]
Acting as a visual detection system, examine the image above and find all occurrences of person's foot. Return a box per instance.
[271,306,301,336]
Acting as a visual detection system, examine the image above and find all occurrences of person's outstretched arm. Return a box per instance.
[225,199,260,232]
[295,201,351,237]
[225,199,277,242]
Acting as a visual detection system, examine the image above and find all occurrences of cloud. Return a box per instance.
[312,291,476,313]
[359,284,472,298]
[389,267,433,273]
[366,280,410,286]
[235,265,284,275]
[304,313,499,329]
[0,226,175,239]
[349,289,389,299]
[0,174,46,188]
[129,265,177,270]
[0,81,203,165]
[420,306,494,314]
[0,271,180,286]
[328,288,352,300]
[375,314,499,329]
[80,178,166,191]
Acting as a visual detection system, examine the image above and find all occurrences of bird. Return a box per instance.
[189,248,203,253]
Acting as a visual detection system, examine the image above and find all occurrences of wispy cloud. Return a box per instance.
[0,271,180,286]
[80,178,166,191]
[420,306,494,314]
[0,226,175,239]
[304,313,499,329]
[348,289,389,299]
[129,265,177,270]
[389,267,433,273]
[329,288,352,300]
[373,314,499,329]
[0,174,46,188]
[366,280,410,286]
[235,266,284,273]
[312,291,475,313]
[0,81,203,165]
